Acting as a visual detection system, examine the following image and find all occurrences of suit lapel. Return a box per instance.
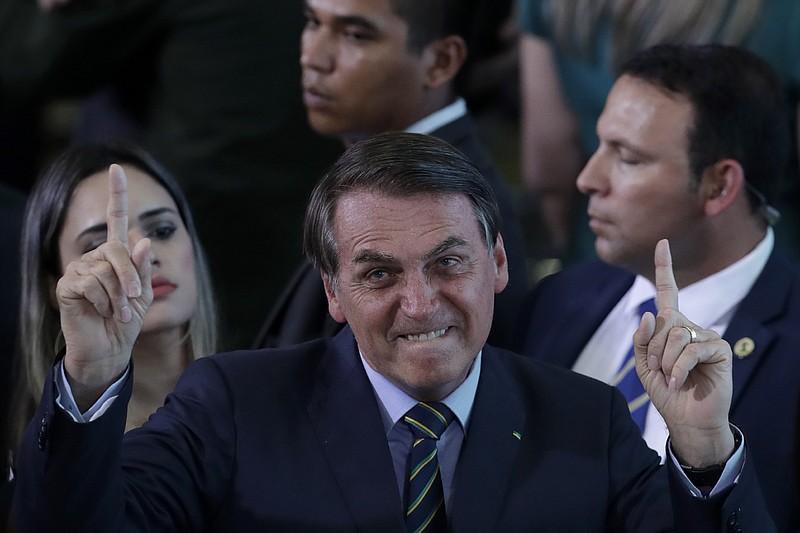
[450,348,526,531]
[429,113,470,148]
[534,265,634,368]
[307,328,405,532]
[723,249,792,408]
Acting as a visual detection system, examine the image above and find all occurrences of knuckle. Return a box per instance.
[93,261,114,278]
[659,308,679,322]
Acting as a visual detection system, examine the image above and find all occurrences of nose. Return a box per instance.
[399,272,437,321]
[300,26,334,72]
[576,148,609,196]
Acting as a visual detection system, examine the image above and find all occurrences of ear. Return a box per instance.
[492,234,510,294]
[701,159,745,218]
[321,270,348,324]
[422,35,467,90]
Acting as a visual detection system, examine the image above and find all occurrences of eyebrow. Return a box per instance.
[351,236,468,266]
[353,250,396,265]
[332,14,379,32]
[303,2,380,33]
[76,207,178,241]
[421,236,468,262]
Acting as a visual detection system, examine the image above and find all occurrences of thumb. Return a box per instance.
[634,310,657,373]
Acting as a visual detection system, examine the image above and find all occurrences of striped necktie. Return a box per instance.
[403,402,455,533]
[611,298,657,432]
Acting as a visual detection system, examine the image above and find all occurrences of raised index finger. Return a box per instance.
[654,238,679,312]
[107,164,129,248]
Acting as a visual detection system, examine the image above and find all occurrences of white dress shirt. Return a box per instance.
[405,98,467,135]
[573,229,773,460]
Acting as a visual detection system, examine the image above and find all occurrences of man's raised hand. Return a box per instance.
[634,239,735,467]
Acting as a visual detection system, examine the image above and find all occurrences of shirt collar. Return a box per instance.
[627,229,773,325]
[405,98,467,135]
[360,348,481,435]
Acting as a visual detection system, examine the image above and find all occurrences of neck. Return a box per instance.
[645,218,766,288]
[340,91,457,147]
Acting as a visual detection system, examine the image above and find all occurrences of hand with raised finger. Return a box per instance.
[57,164,153,410]
[633,239,735,467]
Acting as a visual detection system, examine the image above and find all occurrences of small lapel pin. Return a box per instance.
[733,337,755,359]
[512,431,522,440]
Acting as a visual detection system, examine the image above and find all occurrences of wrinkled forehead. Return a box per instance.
[333,190,474,239]
[334,188,469,217]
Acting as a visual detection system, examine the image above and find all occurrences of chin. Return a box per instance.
[141,309,191,336]
[594,238,618,262]
[307,116,342,138]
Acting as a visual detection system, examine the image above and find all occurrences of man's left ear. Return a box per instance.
[702,159,744,217]
[422,35,467,90]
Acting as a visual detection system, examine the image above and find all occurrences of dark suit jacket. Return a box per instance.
[253,112,528,351]
[516,247,800,531]
[14,328,772,531]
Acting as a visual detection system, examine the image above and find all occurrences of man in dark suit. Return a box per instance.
[517,44,799,530]
[13,132,773,531]
[254,0,527,350]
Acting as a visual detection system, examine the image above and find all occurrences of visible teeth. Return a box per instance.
[405,329,446,342]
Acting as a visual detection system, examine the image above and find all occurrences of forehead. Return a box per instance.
[65,166,176,227]
[333,191,479,255]
[599,75,693,146]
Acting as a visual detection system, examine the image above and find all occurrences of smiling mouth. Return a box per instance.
[403,328,447,342]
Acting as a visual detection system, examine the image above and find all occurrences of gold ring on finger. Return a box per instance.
[680,325,698,343]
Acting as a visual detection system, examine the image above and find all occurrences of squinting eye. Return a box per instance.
[82,238,107,254]
[148,224,177,241]
[617,150,642,166]
[343,26,374,42]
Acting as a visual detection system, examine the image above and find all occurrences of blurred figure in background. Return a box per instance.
[0,0,342,348]
[256,0,527,350]
[517,0,800,264]
[517,44,800,531]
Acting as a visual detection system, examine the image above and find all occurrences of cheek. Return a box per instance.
[180,242,196,271]
[347,291,385,325]
[343,57,413,99]
[181,247,198,294]
[171,239,198,304]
